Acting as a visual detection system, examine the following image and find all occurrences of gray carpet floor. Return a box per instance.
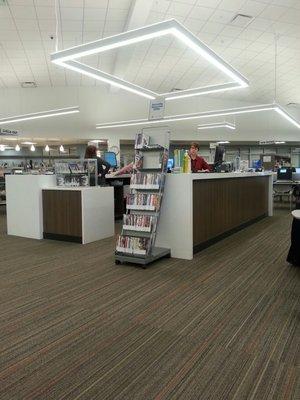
[0,207,299,400]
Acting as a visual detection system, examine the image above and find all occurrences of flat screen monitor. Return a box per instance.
[292,167,300,181]
[104,151,117,168]
[277,167,292,180]
[214,145,225,165]
[167,158,174,169]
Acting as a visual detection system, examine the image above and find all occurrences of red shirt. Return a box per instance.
[190,155,210,172]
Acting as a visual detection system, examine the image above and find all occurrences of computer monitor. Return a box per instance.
[167,158,174,169]
[104,151,117,168]
[214,145,225,166]
[277,167,292,180]
[292,167,300,181]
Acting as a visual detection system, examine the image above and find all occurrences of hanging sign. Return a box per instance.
[0,128,19,136]
[259,140,275,145]
[209,142,217,149]
[148,99,165,120]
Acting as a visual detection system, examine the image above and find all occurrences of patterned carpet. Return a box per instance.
[0,207,299,400]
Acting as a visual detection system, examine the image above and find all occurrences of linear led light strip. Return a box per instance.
[95,103,300,129]
[197,122,235,130]
[0,106,79,125]
[51,19,248,101]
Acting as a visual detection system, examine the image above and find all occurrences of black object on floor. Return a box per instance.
[287,216,300,266]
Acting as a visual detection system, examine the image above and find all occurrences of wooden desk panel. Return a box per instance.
[43,190,82,241]
[193,177,269,249]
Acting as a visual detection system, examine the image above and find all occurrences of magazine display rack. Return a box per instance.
[115,127,171,267]
[54,159,97,187]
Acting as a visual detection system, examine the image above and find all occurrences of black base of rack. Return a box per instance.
[115,247,170,268]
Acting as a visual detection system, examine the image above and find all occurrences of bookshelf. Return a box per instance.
[115,127,171,268]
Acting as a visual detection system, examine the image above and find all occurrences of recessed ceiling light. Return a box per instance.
[51,19,248,101]
[15,144,20,151]
[30,144,35,151]
[45,145,50,152]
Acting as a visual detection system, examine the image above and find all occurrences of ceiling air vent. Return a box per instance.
[230,14,254,27]
[21,81,37,88]
[170,88,183,92]
[286,102,300,108]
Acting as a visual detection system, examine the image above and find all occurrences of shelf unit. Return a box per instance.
[54,159,97,187]
[115,127,171,268]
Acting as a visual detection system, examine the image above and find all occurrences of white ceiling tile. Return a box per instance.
[60,0,84,7]
[218,0,245,12]
[239,1,268,17]
[14,18,40,31]
[84,7,107,20]
[168,1,193,17]
[0,19,15,30]
[196,0,220,7]
[106,8,128,20]
[201,21,226,35]
[109,0,132,9]
[60,7,84,20]
[10,5,36,19]
[188,6,214,21]
[259,4,287,20]
[35,6,56,20]
[151,0,171,14]
[209,8,236,24]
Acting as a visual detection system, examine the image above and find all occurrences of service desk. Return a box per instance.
[156,172,273,260]
[42,186,114,244]
[6,174,56,239]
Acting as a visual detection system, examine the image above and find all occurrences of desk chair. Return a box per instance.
[273,184,293,210]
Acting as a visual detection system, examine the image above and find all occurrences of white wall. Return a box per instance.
[1,86,300,143]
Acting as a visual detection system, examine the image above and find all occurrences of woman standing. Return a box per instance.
[84,145,111,186]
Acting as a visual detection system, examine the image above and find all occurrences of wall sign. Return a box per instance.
[148,99,165,120]
[0,128,19,136]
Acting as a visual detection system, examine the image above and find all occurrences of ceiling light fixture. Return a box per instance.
[30,144,35,151]
[45,144,50,152]
[0,106,79,125]
[197,122,235,130]
[51,19,248,101]
[0,144,5,151]
[96,103,300,129]
[21,141,37,145]
[59,144,64,152]
[218,141,230,144]
[15,144,20,151]
[275,141,286,144]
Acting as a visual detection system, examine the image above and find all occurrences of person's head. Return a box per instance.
[85,145,97,159]
[190,142,199,157]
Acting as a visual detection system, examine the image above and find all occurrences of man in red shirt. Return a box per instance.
[189,142,211,173]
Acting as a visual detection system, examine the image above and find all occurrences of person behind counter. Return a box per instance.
[189,142,211,173]
[84,145,111,185]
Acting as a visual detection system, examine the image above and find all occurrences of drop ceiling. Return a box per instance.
[0,0,299,107]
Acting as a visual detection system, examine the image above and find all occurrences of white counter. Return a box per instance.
[43,186,114,244]
[155,172,273,260]
[6,175,56,239]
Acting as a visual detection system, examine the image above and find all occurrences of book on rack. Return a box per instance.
[135,133,149,149]
[116,235,150,255]
[126,193,161,210]
[123,214,156,232]
[130,172,163,188]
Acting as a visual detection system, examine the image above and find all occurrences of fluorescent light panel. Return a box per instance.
[0,107,79,125]
[51,19,248,101]
[96,103,300,129]
[197,122,235,130]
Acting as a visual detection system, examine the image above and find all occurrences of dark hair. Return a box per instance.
[190,142,199,150]
[85,145,97,158]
